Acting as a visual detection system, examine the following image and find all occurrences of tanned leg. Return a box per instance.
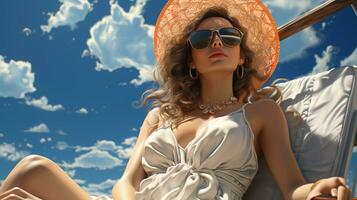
[0,155,92,200]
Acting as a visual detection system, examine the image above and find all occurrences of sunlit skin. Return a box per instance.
[0,155,92,200]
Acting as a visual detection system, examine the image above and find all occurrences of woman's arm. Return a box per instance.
[112,180,136,200]
[256,99,351,199]
[255,99,306,198]
[112,108,160,200]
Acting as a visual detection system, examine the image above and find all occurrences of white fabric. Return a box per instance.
[243,65,357,199]
[136,103,258,200]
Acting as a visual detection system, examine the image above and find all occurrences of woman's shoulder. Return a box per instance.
[145,107,166,130]
[250,97,278,107]
[246,97,278,112]
[244,98,280,136]
[140,107,160,134]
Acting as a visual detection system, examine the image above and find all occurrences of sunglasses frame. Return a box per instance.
[188,27,244,49]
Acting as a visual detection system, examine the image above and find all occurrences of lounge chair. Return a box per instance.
[243,65,357,199]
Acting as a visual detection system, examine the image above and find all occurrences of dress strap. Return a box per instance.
[240,96,276,115]
[241,102,250,110]
[240,100,256,142]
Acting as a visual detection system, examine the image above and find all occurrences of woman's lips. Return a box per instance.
[208,52,227,58]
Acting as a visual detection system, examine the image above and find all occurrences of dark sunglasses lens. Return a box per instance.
[189,30,212,49]
[219,28,242,46]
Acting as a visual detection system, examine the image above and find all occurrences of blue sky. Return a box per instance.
[0,0,357,197]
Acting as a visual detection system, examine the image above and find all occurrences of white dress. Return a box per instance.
[136,103,258,200]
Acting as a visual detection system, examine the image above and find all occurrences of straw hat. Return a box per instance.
[154,0,280,90]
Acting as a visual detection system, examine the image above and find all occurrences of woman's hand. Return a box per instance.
[307,177,352,200]
[0,187,42,200]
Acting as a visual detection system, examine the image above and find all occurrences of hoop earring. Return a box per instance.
[189,67,198,80]
[237,64,244,79]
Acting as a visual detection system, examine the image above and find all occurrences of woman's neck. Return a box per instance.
[199,72,235,104]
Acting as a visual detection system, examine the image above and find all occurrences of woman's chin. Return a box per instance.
[207,61,235,68]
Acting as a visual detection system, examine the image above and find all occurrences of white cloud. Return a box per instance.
[74,138,137,158]
[340,47,357,66]
[74,145,92,152]
[279,27,320,63]
[64,137,137,170]
[321,22,326,31]
[264,0,316,13]
[96,140,117,152]
[0,133,4,137]
[75,140,119,152]
[74,178,85,185]
[58,130,67,135]
[0,143,29,161]
[321,22,327,31]
[76,107,88,114]
[40,137,52,143]
[22,28,32,36]
[118,82,127,86]
[0,57,62,112]
[0,55,36,98]
[81,49,90,58]
[41,0,93,33]
[116,146,134,159]
[66,169,76,178]
[83,179,116,197]
[25,123,50,133]
[26,143,33,148]
[121,136,137,146]
[56,141,69,150]
[320,18,335,31]
[117,137,137,159]
[61,149,123,170]
[85,0,155,86]
[25,96,64,112]
[309,45,335,76]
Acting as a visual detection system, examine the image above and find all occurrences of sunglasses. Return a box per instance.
[188,27,244,49]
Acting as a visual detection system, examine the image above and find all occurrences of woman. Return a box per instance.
[0,1,352,200]
[113,0,352,200]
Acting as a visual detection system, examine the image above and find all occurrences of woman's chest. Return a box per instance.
[169,108,262,157]
[171,117,211,150]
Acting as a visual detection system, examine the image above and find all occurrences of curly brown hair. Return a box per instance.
[139,6,293,128]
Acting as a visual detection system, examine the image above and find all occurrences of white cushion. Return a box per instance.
[243,65,357,199]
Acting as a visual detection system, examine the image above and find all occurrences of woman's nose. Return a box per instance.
[211,34,223,48]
